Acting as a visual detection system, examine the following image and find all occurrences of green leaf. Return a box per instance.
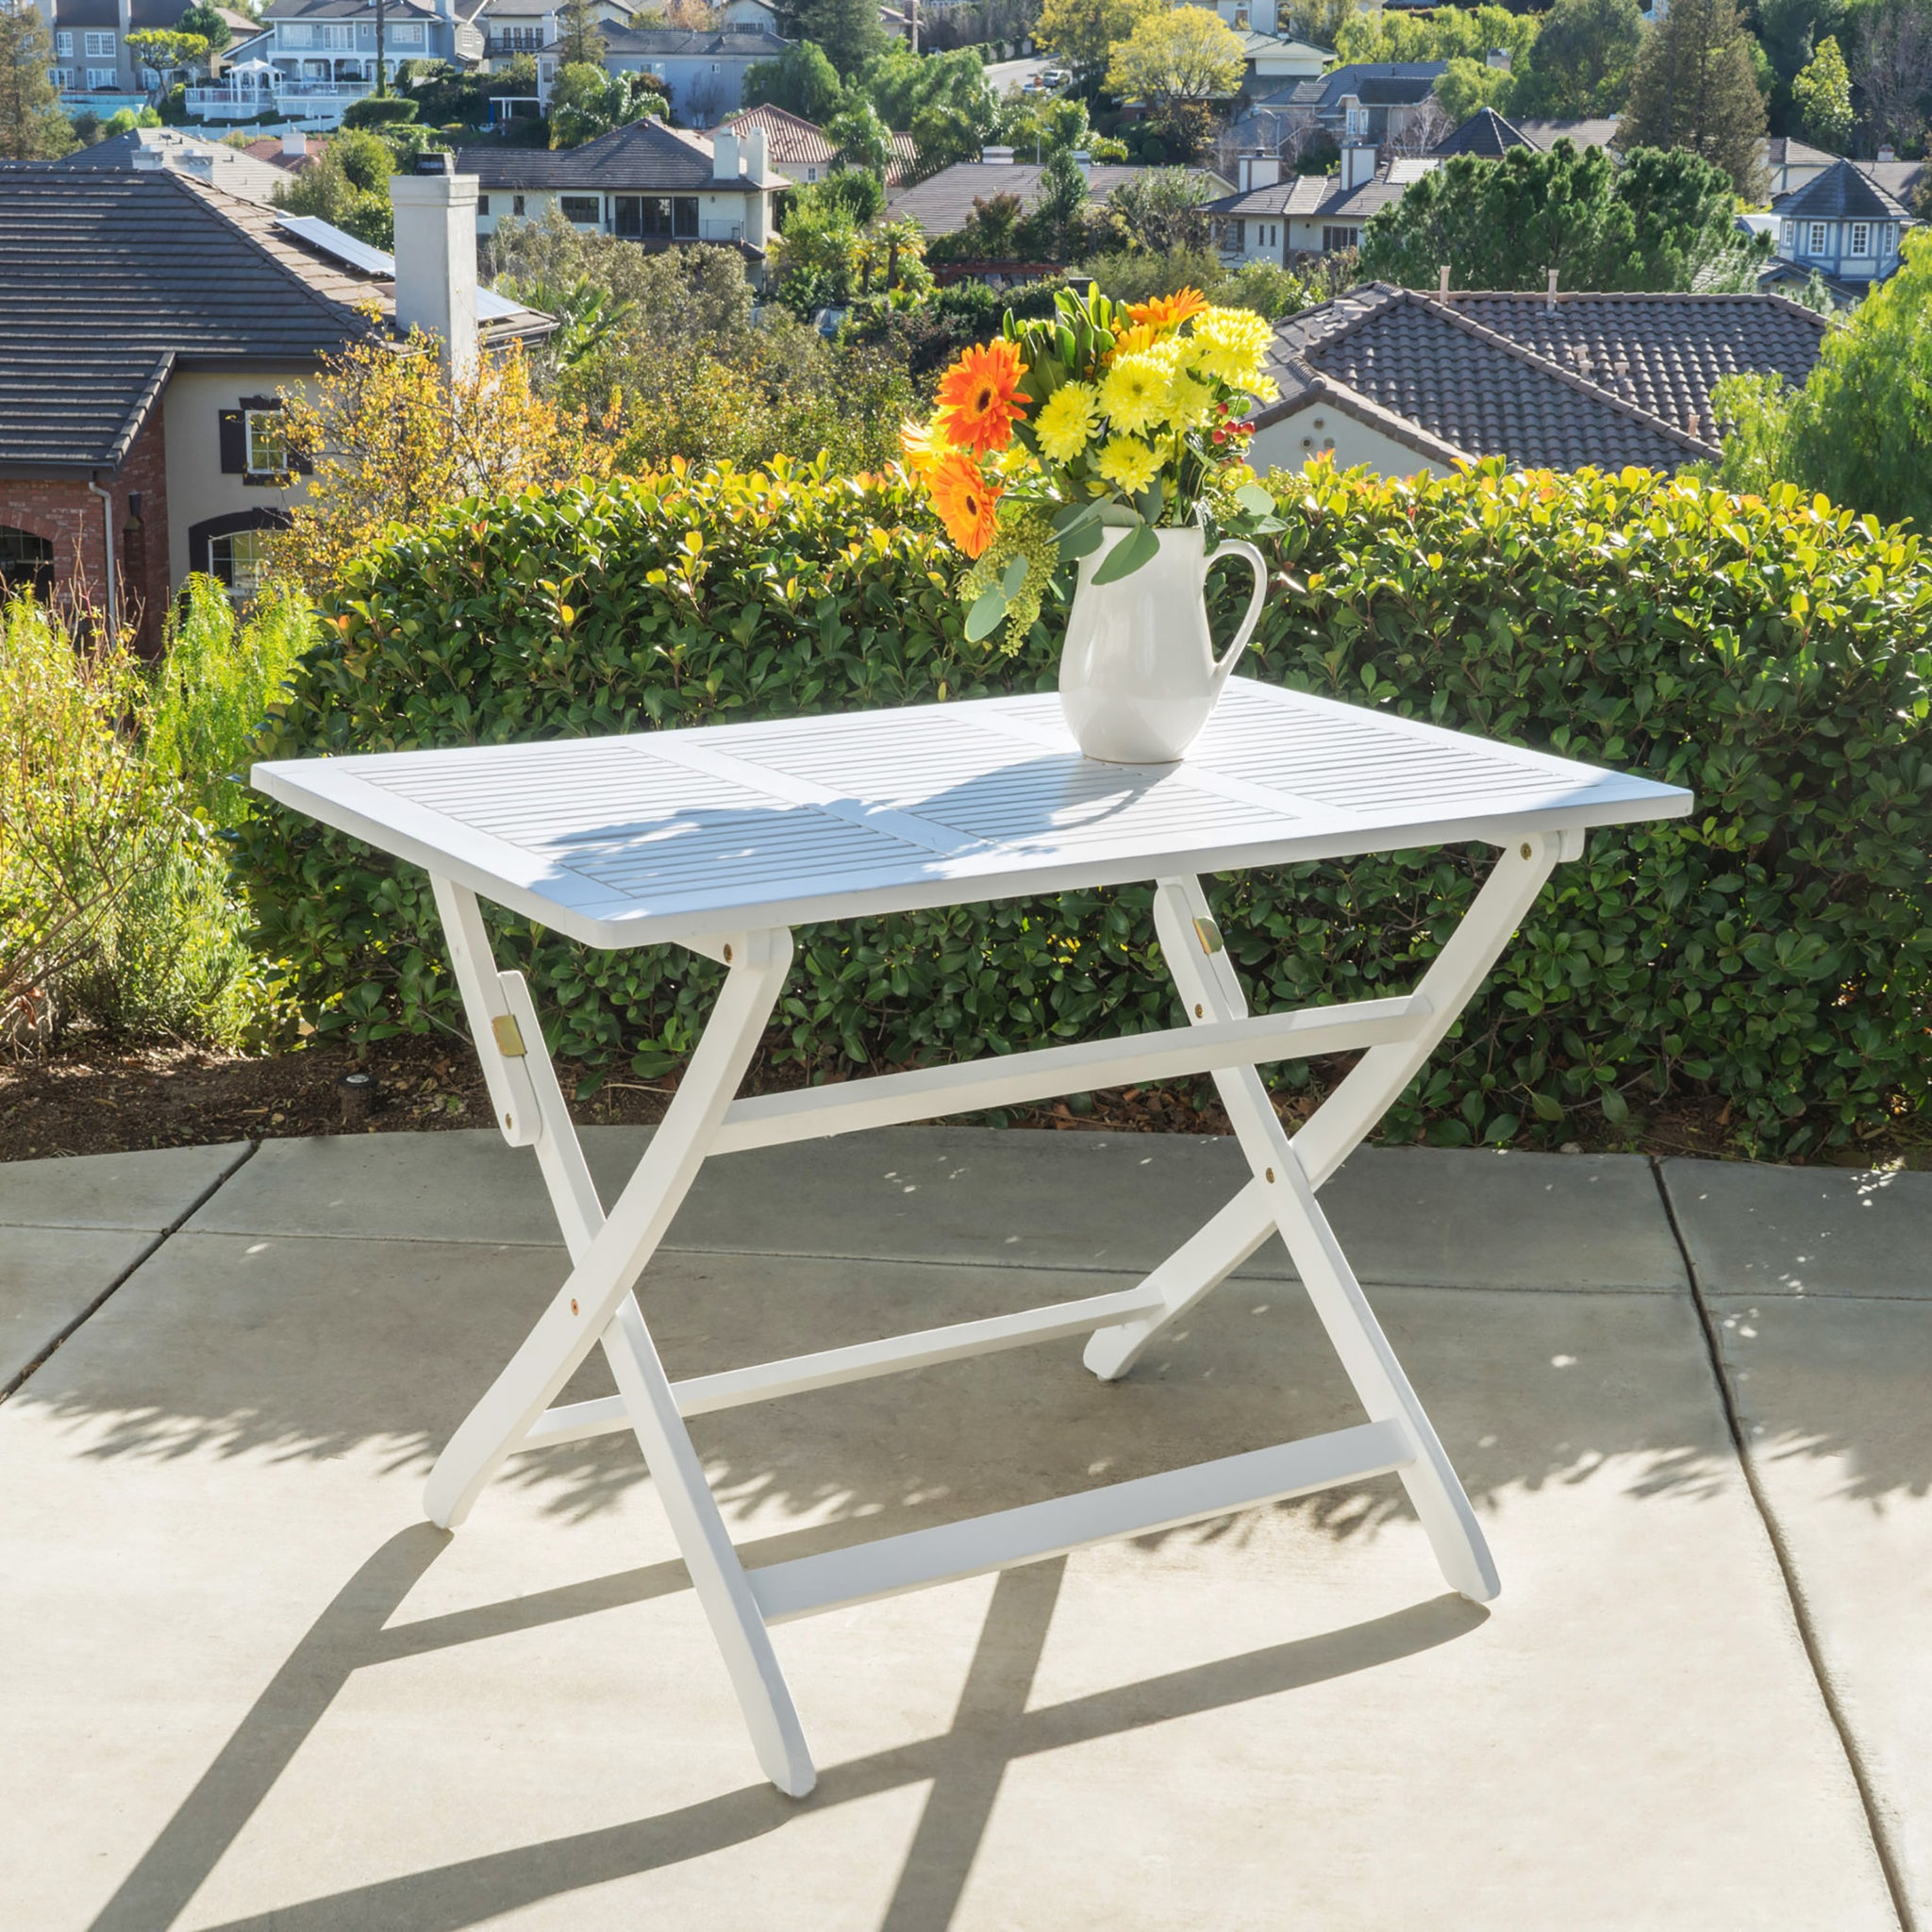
[1058,519,1105,560]
[1001,555,1029,598]
[964,586,1008,641]
[1090,521,1159,586]
[1235,481,1275,516]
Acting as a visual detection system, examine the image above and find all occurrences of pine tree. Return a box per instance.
[1620,0,1768,198]
[556,0,605,69]
[0,0,77,159]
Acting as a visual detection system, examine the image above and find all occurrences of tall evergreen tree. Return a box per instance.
[556,0,605,69]
[797,0,887,79]
[1620,0,1768,197]
[1515,0,1644,118]
[0,0,76,158]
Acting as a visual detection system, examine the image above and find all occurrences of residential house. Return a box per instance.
[44,126,292,204]
[456,118,788,277]
[1246,282,1831,479]
[1511,117,1620,153]
[886,153,1232,241]
[554,25,789,125]
[475,0,633,61]
[1232,28,1332,89]
[37,0,196,108]
[201,0,484,125]
[1762,136,1838,199]
[0,161,548,631]
[1236,63,1448,158]
[1765,158,1915,299]
[234,129,325,173]
[718,0,782,29]
[718,103,920,186]
[1208,144,1405,268]
[1429,104,1533,158]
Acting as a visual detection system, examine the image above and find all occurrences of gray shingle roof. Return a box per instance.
[0,166,547,475]
[1439,290,1830,437]
[1511,117,1620,152]
[888,159,1230,236]
[1206,164,1406,220]
[457,118,733,190]
[43,127,291,205]
[595,24,787,54]
[1431,107,1533,158]
[1256,61,1446,109]
[1257,284,1736,473]
[1774,158,1912,224]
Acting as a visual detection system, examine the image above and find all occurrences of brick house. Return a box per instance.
[0,161,550,644]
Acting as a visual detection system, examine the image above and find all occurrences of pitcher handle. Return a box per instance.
[1206,539,1269,684]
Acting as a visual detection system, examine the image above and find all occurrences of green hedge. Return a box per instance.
[236,457,1932,1155]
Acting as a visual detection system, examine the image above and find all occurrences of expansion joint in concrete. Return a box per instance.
[0,1139,259,1407]
[1650,1156,1915,1932]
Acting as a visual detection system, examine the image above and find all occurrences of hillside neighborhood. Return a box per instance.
[3,0,1932,1921]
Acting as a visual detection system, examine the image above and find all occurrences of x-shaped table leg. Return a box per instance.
[1085,835,1567,1600]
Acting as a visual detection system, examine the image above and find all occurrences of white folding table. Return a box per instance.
[255,677,1690,1797]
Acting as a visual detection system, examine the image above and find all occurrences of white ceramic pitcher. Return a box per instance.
[1058,525,1269,765]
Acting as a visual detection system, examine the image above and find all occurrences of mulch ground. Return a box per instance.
[6,1029,1922,1169]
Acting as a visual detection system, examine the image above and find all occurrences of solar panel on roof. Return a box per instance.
[275,212,393,275]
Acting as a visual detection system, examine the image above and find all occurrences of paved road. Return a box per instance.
[982,52,1051,94]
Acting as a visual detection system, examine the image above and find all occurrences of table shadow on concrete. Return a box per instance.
[84,1521,1482,1932]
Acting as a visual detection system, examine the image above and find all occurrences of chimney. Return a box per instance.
[283,127,308,158]
[1340,141,1376,191]
[1546,266,1558,311]
[1439,263,1449,297]
[980,143,1014,164]
[132,146,165,169]
[388,155,478,380]
[1070,147,1091,177]
[712,129,740,180]
[1239,152,1280,191]
[1878,143,1896,162]
[1485,46,1510,69]
[742,125,768,181]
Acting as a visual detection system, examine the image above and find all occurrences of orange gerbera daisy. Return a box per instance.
[1126,286,1209,331]
[926,453,1002,558]
[935,338,1028,455]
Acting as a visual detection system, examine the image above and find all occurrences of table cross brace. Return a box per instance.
[420,830,1567,1796]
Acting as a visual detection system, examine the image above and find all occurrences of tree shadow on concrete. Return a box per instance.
[85,1523,1485,1932]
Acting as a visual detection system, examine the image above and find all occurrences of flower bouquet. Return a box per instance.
[903,283,1292,762]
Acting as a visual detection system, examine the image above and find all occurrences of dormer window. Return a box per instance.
[1850,222,1870,255]
[1808,221,1827,255]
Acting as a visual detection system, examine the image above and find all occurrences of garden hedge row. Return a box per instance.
[236,455,1932,1155]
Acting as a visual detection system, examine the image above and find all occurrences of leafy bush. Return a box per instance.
[3,584,305,1047]
[235,460,1932,1154]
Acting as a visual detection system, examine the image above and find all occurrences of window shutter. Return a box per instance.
[218,409,246,474]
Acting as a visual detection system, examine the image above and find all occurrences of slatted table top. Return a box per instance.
[252,680,1692,949]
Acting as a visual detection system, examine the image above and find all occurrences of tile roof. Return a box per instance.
[721,103,835,168]
[0,166,546,475]
[1206,162,1412,221]
[1864,158,1926,206]
[1774,158,1912,224]
[457,117,784,190]
[1257,284,1735,473]
[887,159,1230,235]
[44,127,291,205]
[1252,61,1446,110]
[1431,106,1533,158]
[1511,117,1620,152]
[1438,290,1831,434]
[594,24,788,55]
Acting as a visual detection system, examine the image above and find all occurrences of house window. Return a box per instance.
[1850,222,1871,255]
[613,194,699,238]
[49,65,73,87]
[1233,1,1250,23]
[210,528,275,601]
[559,194,601,225]
[1322,225,1359,252]
[1229,218,1244,249]
[86,67,118,87]
[513,192,526,214]
[322,24,352,47]
[476,192,491,214]
[83,29,115,56]
[55,30,72,54]
[1781,220,1794,250]
[0,525,55,598]
[245,408,289,475]
[1344,107,1367,139]
[1808,221,1828,255]
[391,21,423,44]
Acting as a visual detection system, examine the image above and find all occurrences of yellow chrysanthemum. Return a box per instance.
[1165,368,1217,429]
[1095,435,1162,495]
[1108,323,1165,358]
[1034,381,1101,463]
[1186,306,1274,389]
[1098,352,1174,436]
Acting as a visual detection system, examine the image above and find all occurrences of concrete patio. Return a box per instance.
[1,1126,1926,1931]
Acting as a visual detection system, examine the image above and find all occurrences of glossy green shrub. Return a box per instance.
[235,456,1932,1155]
